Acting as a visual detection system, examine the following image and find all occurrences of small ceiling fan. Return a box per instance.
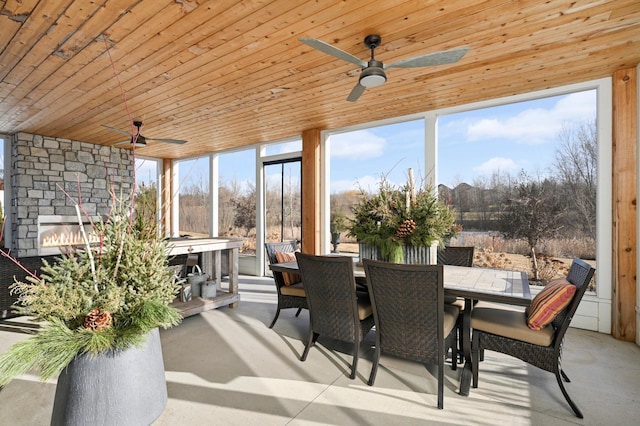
[103,121,187,147]
[299,34,469,102]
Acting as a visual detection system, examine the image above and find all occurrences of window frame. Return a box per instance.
[321,77,611,332]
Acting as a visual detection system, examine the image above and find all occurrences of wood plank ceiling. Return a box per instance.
[1,0,639,159]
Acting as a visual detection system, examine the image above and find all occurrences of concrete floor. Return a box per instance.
[1,276,639,425]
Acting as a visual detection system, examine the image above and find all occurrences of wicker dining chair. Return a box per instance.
[363,259,459,409]
[295,252,375,379]
[437,246,475,268]
[264,241,307,329]
[471,258,595,418]
[437,245,475,362]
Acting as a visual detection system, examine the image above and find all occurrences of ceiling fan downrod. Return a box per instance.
[360,34,386,88]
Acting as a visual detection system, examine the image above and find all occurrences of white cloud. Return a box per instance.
[553,91,597,120]
[472,157,519,175]
[330,174,382,194]
[331,179,359,193]
[466,91,596,145]
[329,129,386,159]
[274,141,301,154]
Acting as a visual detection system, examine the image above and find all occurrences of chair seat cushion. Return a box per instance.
[280,281,306,297]
[356,296,373,320]
[525,278,576,331]
[445,297,465,310]
[443,304,460,335]
[471,306,554,346]
[275,251,301,286]
[444,295,458,304]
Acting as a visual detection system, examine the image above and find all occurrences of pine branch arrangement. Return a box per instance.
[347,169,459,263]
[0,195,182,387]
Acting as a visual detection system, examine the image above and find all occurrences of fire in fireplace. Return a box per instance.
[38,215,100,255]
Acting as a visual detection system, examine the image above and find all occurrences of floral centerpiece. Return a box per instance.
[347,169,459,263]
[0,194,182,387]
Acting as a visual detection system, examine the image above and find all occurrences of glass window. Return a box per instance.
[328,120,425,256]
[438,90,598,289]
[134,157,160,230]
[264,139,301,156]
[218,150,256,254]
[177,156,210,237]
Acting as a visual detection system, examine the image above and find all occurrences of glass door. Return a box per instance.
[264,158,302,247]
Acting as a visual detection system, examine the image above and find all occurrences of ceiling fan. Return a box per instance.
[103,121,187,147]
[299,34,469,102]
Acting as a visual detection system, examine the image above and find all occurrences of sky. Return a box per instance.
[135,88,597,194]
[328,89,597,192]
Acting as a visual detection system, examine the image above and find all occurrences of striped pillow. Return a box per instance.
[526,278,576,331]
[274,251,301,286]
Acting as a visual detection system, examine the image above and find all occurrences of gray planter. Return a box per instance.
[359,242,438,264]
[51,328,167,426]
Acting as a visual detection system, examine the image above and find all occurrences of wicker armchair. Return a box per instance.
[0,255,60,319]
[264,241,307,328]
[471,258,595,418]
[295,253,374,379]
[363,259,459,409]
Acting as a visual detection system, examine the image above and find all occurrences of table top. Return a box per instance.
[270,260,531,306]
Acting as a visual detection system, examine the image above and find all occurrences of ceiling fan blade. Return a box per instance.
[299,38,366,68]
[347,83,366,102]
[103,125,132,136]
[147,137,187,145]
[385,47,469,69]
[115,141,148,148]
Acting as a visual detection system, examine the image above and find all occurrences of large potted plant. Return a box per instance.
[0,194,181,425]
[347,170,459,264]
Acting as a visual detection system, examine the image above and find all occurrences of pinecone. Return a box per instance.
[84,308,113,331]
[395,219,416,238]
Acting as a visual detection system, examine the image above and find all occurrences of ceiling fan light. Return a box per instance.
[359,66,386,87]
[131,135,147,147]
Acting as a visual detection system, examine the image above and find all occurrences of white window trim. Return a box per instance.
[170,159,180,238]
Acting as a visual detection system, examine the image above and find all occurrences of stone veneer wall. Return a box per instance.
[11,132,134,257]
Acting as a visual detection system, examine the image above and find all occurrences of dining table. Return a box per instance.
[269,258,531,396]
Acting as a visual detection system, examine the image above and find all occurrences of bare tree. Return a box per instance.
[500,172,565,280]
[553,119,597,239]
[218,178,241,235]
[179,176,210,235]
[232,182,256,237]
[283,167,301,240]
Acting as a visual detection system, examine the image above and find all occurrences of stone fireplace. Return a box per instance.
[10,133,134,257]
